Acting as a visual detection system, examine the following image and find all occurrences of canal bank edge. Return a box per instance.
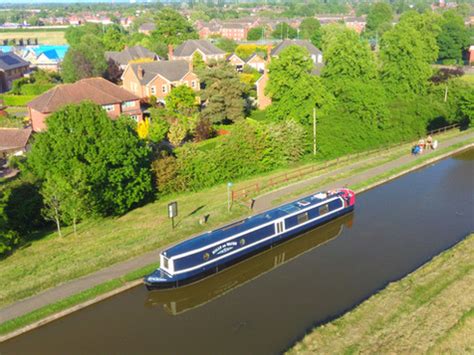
[286,233,474,354]
[1,136,473,343]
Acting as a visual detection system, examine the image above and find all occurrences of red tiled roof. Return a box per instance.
[27,77,140,113]
[0,127,32,152]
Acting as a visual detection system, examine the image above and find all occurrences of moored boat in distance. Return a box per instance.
[144,188,355,289]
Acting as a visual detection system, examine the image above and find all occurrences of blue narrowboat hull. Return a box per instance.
[145,189,355,289]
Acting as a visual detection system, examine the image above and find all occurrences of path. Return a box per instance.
[1,130,473,325]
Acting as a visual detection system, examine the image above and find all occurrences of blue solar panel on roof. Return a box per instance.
[1,56,20,65]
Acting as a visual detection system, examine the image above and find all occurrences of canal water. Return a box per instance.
[1,149,473,355]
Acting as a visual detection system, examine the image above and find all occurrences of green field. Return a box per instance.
[0,30,66,45]
[288,234,474,354]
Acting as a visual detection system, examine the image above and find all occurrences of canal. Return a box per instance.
[1,149,473,355]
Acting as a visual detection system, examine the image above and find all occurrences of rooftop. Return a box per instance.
[0,127,32,152]
[173,40,225,57]
[28,77,139,113]
[128,60,191,85]
[0,52,29,71]
[105,45,159,66]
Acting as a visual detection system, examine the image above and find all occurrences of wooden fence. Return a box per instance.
[231,123,461,208]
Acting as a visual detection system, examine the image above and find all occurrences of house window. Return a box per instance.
[297,212,309,225]
[191,80,196,88]
[150,86,156,95]
[162,85,168,93]
[103,104,115,112]
[130,115,139,122]
[121,101,135,110]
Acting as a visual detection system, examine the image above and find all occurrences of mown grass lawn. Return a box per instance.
[0,30,66,45]
[287,234,474,354]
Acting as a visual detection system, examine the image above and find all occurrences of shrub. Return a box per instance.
[151,152,178,194]
[0,95,37,107]
[20,83,54,96]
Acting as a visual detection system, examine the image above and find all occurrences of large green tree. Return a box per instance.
[247,26,265,41]
[437,10,470,64]
[28,102,153,217]
[365,2,393,37]
[150,8,198,46]
[166,85,197,118]
[215,37,238,53]
[266,45,330,125]
[380,20,434,95]
[61,34,107,83]
[102,26,127,51]
[299,17,322,48]
[200,61,245,124]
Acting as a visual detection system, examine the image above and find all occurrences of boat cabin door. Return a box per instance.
[275,220,285,235]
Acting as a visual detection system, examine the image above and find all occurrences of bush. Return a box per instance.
[151,152,178,194]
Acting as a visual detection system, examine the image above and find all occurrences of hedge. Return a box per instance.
[20,84,54,96]
[0,95,36,107]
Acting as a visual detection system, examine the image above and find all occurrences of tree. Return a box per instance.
[102,26,126,51]
[104,58,123,84]
[148,112,170,143]
[194,117,213,142]
[299,18,322,48]
[365,2,393,37]
[437,10,470,64]
[192,52,206,72]
[150,8,198,46]
[266,45,330,125]
[322,28,377,84]
[166,85,197,118]
[168,123,188,146]
[215,38,238,53]
[61,35,107,83]
[200,61,246,123]
[272,23,297,39]
[247,26,265,41]
[40,174,68,237]
[380,21,433,95]
[0,188,20,256]
[65,23,102,47]
[28,102,153,216]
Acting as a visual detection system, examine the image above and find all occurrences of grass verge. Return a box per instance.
[0,262,159,337]
[287,234,474,354]
[0,129,471,337]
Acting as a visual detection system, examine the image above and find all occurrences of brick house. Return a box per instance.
[246,53,266,73]
[169,40,226,63]
[121,60,199,102]
[220,23,248,41]
[226,53,246,72]
[0,52,30,93]
[27,77,143,132]
[105,45,160,70]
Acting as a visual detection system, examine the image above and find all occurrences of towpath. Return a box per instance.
[1,130,473,325]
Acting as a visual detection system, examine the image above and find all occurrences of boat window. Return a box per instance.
[221,220,245,231]
[319,204,329,216]
[297,212,309,224]
[163,257,169,269]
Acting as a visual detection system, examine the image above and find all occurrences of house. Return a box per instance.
[121,60,199,102]
[0,127,32,159]
[469,45,474,66]
[226,53,246,72]
[27,77,143,132]
[246,53,266,73]
[169,40,226,63]
[221,23,248,41]
[22,45,69,72]
[271,40,323,66]
[138,23,156,35]
[105,45,160,70]
[0,52,30,93]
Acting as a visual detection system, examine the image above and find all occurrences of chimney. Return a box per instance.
[188,59,193,73]
[168,44,174,60]
[137,65,144,80]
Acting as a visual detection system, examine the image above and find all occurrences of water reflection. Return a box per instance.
[146,213,354,315]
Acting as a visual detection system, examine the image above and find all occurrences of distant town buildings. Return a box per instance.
[22,45,69,72]
[28,77,143,132]
[138,23,156,35]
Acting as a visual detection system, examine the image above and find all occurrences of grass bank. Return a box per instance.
[0,129,471,338]
[287,234,474,354]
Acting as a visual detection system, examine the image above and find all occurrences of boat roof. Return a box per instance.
[163,190,339,258]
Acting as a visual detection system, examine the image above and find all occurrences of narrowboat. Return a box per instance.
[144,188,355,290]
[146,214,353,315]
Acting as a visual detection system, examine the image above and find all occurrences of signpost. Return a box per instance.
[227,182,233,212]
[168,201,178,229]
